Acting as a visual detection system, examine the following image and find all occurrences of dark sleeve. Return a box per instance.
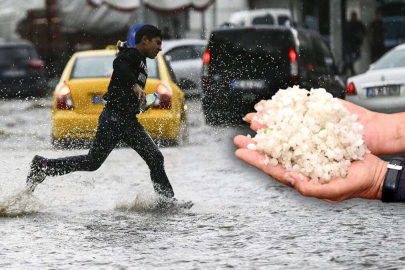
[112,52,140,88]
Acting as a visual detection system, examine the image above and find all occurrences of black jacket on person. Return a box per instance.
[103,47,148,116]
[346,20,366,49]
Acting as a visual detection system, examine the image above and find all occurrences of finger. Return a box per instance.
[250,121,267,132]
[235,148,286,181]
[243,113,267,132]
[254,100,266,111]
[234,135,255,149]
[244,113,256,123]
[244,100,266,122]
[284,172,351,202]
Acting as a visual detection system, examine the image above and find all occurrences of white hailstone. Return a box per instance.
[333,103,342,111]
[247,143,257,151]
[326,150,335,160]
[322,174,331,182]
[269,158,278,166]
[292,164,300,171]
[354,139,364,147]
[252,86,369,183]
[318,129,327,138]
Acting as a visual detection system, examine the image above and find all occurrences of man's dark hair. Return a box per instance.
[135,25,162,44]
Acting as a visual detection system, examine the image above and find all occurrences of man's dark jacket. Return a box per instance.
[103,48,148,116]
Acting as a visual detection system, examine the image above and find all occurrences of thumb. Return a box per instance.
[282,172,309,187]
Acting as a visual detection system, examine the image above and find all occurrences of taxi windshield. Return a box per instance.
[71,55,158,79]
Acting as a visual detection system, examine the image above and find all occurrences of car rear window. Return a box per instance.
[373,49,405,69]
[70,55,159,79]
[278,15,290,26]
[209,29,291,58]
[252,15,274,25]
[0,46,37,61]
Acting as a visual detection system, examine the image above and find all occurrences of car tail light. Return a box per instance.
[346,82,357,95]
[289,47,298,85]
[202,48,211,90]
[153,83,172,109]
[56,84,74,110]
[203,49,211,64]
[29,59,45,70]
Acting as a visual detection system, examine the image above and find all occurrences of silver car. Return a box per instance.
[162,39,207,97]
[346,43,405,113]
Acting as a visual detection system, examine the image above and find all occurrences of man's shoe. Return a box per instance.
[156,197,193,210]
[26,155,47,192]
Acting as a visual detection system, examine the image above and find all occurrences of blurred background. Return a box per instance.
[0,0,403,85]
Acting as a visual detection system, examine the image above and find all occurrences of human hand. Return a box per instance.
[234,134,388,202]
[134,84,146,106]
[235,99,389,202]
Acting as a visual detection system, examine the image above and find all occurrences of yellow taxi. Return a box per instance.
[51,48,188,147]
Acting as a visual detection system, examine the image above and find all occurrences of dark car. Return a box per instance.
[201,25,345,125]
[0,40,47,97]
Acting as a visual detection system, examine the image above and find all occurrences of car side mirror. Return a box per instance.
[179,78,196,90]
[368,63,376,71]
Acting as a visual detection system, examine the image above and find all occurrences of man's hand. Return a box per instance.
[133,84,146,106]
[235,99,389,202]
[234,135,387,202]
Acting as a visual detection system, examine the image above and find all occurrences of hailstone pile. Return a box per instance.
[248,86,370,183]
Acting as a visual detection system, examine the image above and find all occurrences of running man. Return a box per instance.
[26,25,175,200]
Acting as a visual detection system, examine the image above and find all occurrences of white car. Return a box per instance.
[228,8,293,26]
[346,43,405,113]
[162,39,207,97]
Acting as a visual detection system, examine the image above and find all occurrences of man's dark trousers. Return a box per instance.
[44,107,174,198]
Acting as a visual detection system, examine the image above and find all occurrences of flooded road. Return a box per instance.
[1,97,405,269]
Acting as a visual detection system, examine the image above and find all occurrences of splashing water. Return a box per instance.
[0,188,44,217]
[115,191,193,213]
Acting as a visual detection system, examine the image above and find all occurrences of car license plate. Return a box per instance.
[2,69,26,77]
[231,80,266,89]
[92,94,105,104]
[366,85,400,97]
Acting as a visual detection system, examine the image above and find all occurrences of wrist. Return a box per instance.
[375,113,405,154]
[376,161,389,201]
